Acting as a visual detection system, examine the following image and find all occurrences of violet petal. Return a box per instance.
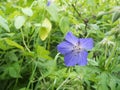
[64,52,78,66]
[57,41,73,55]
[79,38,93,50]
[65,32,78,45]
[77,50,88,66]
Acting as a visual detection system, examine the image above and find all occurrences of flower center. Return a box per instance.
[73,45,82,53]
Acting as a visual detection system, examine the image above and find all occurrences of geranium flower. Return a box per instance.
[47,0,54,6]
[57,32,93,66]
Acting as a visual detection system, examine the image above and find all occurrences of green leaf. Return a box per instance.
[36,45,52,60]
[44,60,56,73]
[87,0,95,6]
[46,4,58,21]
[112,64,120,72]
[19,87,30,90]
[90,24,99,30]
[8,11,21,20]
[23,51,35,57]
[0,39,8,50]
[109,76,116,90]
[4,38,24,51]
[112,11,120,23]
[22,7,33,17]
[117,84,120,90]
[8,63,21,78]
[97,72,109,90]
[59,16,69,34]
[0,16,10,32]
[5,51,18,62]
[39,18,52,41]
[88,59,98,66]
[14,16,26,29]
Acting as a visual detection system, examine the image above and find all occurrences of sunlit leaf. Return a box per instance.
[59,16,69,34]
[0,39,8,50]
[39,18,52,41]
[46,4,58,21]
[0,16,10,32]
[22,7,33,17]
[8,11,21,20]
[36,45,52,60]
[14,16,26,29]
[4,38,24,51]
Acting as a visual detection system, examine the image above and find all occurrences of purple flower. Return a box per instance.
[47,0,51,6]
[47,0,54,6]
[57,32,93,66]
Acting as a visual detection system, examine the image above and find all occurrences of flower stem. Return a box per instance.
[27,63,37,89]
[20,28,31,52]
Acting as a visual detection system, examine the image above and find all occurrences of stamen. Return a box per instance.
[72,44,82,53]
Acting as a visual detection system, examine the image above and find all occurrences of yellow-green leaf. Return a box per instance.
[39,18,52,41]
[36,45,52,60]
[4,38,24,51]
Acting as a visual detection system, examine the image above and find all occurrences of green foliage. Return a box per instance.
[39,18,52,41]
[22,7,33,17]
[46,3,58,21]
[14,16,26,29]
[112,10,120,23]
[0,0,120,90]
[0,16,10,32]
[59,16,69,34]
[5,38,24,51]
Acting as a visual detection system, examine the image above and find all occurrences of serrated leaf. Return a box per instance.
[59,16,69,34]
[0,16,10,32]
[97,72,109,90]
[22,7,33,16]
[109,76,116,90]
[112,11,120,23]
[5,38,24,51]
[14,16,26,29]
[39,18,52,41]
